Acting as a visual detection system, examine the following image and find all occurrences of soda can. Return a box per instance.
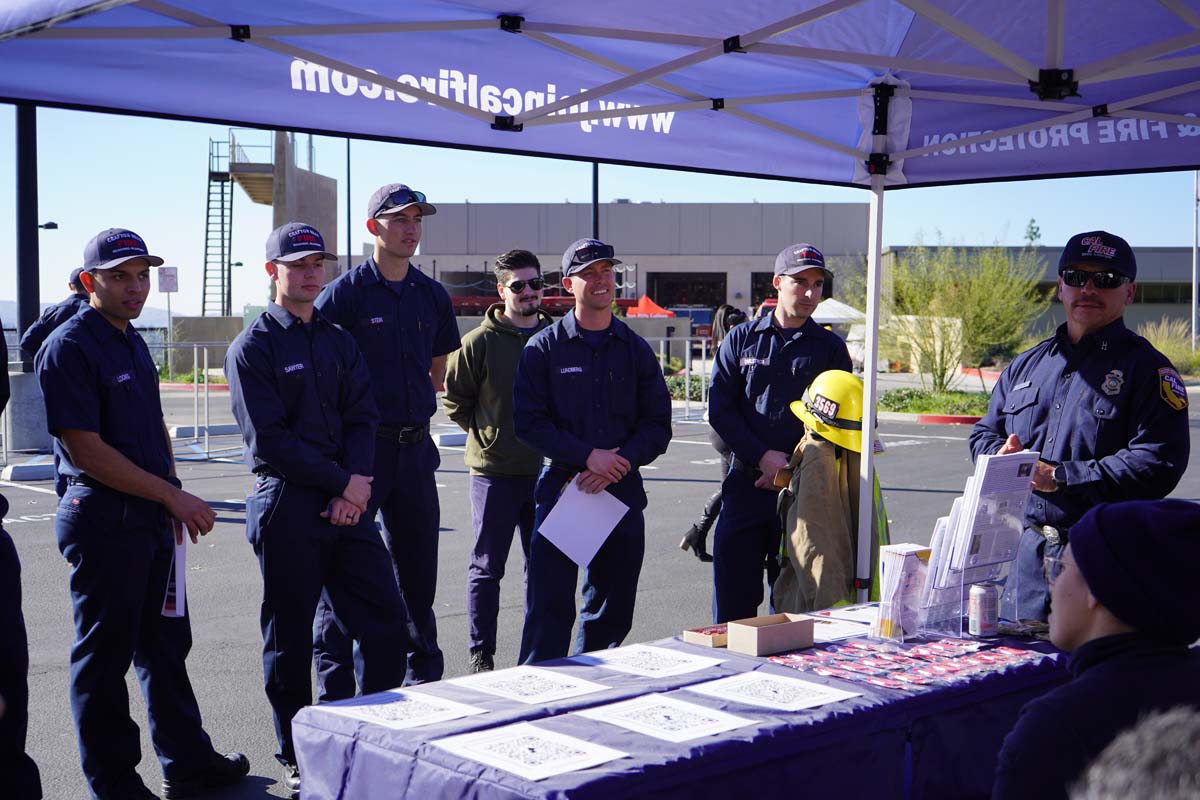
[968,582,1000,637]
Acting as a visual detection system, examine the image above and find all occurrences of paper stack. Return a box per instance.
[873,544,931,640]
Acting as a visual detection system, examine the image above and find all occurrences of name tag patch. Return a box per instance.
[370,316,384,325]
[740,357,770,367]
[284,363,305,374]
[115,372,132,384]
[560,366,584,374]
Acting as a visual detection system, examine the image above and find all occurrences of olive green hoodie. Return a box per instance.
[443,303,554,477]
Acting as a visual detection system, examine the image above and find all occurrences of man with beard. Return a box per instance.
[969,231,1189,622]
[444,249,554,672]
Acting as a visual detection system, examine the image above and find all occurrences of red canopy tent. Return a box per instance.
[625,295,676,318]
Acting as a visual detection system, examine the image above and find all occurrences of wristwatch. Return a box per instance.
[1052,463,1066,491]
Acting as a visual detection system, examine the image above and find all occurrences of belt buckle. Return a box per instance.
[1040,525,1061,546]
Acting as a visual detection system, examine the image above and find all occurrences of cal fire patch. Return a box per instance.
[1159,367,1188,411]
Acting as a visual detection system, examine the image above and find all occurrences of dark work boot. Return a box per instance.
[469,648,495,673]
[680,489,722,562]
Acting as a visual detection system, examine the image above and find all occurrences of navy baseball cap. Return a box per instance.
[774,243,833,281]
[265,223,337,263]
[1069,499,1200,645]
[561,238,622,277]
[1058,230,1137,280]
[367,183,437,218]
[82,228,165,271]
[68,267,85,289]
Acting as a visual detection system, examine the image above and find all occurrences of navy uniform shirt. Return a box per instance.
[34,305,171,481]
[994,633,1200,800]
[513,311,672,509]
[970,318,1189,532]
[226,302,379,497]
[315,258,460,428]
[709,315,853,469]
[19,293,89,361]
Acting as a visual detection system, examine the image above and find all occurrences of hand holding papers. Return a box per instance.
[537,481,629,567]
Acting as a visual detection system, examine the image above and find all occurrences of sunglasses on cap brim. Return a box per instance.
[1059,269,1131,290]
[380,188,427,211]
[569,243,615,267]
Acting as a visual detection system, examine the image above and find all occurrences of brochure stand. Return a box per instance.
[918,561,1012,640]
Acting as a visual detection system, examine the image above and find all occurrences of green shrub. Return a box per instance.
[665,374,705,401]
[878,388,991,415]
[1137,316,1200,377]
[659,356,685,376]
[158,365,228,384]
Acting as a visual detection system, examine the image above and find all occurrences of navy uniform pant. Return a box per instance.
[247,475,409,765]
[468,475,535,656]
[0,507,43,800]
[518,474,645,664]
[314,436,442,690]
[711,467,783,624]
[1000,527,1060,622]
[55,484,215,799]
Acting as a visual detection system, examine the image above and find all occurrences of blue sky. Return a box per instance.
[1,103,1197,317]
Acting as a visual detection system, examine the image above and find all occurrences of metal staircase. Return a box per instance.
[202,139,233,317]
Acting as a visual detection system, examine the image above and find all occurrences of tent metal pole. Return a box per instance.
[856,174,885,604]
[346,137,352,274]
[1192,169,1198,352]
[592,162,600,240]
[15,102,40,371]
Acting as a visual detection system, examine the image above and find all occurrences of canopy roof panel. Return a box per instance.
[1,0,1197,188]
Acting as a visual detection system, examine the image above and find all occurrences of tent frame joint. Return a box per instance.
[498,15,525,34]
[1092,103,1109,117]
[710,98,725,111]
[723,35,745,53]
[491,115,524,132]
[229,24,250,42]
[1029,67,1079,100]
[865,152,891,175]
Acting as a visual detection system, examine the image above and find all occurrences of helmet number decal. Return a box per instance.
[811,393,840,421]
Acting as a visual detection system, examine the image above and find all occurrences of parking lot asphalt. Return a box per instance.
[10,394,1200,798]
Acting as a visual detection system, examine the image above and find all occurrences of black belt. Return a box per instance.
[67,474,105,489]
[377,423,429,444]
[253,464,285,480]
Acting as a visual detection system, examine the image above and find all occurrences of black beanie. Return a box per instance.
[1069,500,1200,645]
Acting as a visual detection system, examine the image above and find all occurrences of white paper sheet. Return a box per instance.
[537,481,629,567]
[161,538,186,618]
[800,615,871,643]
[814,604,879,625]
[449,666,609,705]
[571,644,724,677]
[684,671,860,711]
[318,689,487,730]
[575,693,753,743]
[431,722,627,781]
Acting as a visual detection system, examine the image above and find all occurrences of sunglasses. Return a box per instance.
[1060,269,1130,290]
[1042,554,1066,585]
[569,243,615,267]
[505,277,545,293]
[380,188,427,211]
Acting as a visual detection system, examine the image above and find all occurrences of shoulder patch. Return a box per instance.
[1159,367,1188,411]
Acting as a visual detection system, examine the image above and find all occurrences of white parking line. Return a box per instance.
[0,480,57,495]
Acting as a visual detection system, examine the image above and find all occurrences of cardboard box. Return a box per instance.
[727,614,815,656]
[682,624,728,648]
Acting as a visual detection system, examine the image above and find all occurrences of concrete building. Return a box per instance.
[414,201,870,310]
